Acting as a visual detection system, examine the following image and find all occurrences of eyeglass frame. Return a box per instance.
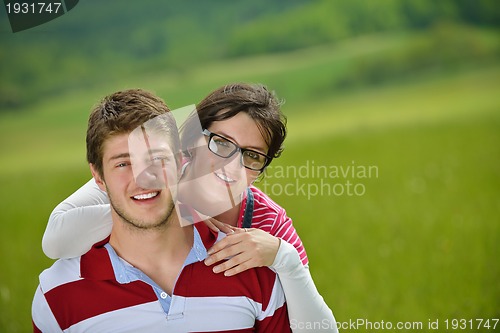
[201,129,271,171]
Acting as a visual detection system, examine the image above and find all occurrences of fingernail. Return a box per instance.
[207,248,214,255]
[213,266,221,273]
[204,258,212,266]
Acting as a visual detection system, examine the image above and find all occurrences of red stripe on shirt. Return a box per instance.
[45,279,157,330]
[174,261,278,312]
[255,304,290,332]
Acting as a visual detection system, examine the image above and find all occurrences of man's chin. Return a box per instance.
[119,208,174,230]
[125,218,169,230]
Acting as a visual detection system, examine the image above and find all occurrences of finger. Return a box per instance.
[225,226,252,236]
[215,220,234,234]
[207,232,245,255]
[205,239,245,266]
[203,219,220,233]
[212,252,253,274]
[223,259,254,276]
[208,218,233,234]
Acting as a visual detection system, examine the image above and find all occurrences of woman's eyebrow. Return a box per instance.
[216,131,267,153]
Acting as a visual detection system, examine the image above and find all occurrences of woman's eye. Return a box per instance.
[214,139,230,147]
[246,152,260,160]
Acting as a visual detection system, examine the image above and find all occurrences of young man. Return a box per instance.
[31,89,291,332]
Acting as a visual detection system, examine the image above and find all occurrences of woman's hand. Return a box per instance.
[204,227,280,276]
[202,217,234,234]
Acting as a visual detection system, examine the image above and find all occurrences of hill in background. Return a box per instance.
[1,0,498,109]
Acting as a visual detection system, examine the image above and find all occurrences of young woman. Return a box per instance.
[43,83,337,332]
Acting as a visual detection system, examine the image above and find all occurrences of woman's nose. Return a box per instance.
[216,151,242,170]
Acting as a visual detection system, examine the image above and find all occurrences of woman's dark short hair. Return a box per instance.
[180,83,286,169]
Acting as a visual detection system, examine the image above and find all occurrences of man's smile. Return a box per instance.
[132,191,160,201]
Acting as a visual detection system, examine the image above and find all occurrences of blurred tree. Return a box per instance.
[1,0,498,111]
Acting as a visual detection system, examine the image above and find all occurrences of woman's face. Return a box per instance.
[178,111,268,220]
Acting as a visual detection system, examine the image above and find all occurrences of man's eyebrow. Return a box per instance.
[108,153,130,162]
[108,149,172,162]
[148,148,171,154]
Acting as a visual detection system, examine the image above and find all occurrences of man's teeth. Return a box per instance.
[215,172,235,183]
[133,192,159,200]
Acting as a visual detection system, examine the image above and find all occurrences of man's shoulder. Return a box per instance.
[38,257,82,294]
[177,261,280,304]
[38,241,112,294]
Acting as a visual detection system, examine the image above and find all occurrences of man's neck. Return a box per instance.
[109,213,194,294]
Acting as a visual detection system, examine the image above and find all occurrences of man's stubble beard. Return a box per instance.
[107,190,176,231]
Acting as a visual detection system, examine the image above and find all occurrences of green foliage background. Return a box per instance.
[1,1,499,332]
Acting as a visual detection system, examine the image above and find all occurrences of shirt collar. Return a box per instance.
[80,237,115,280]
[80,223,219,281]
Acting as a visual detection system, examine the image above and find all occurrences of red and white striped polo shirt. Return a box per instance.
[32,223,291,333]
[239,186,308,266]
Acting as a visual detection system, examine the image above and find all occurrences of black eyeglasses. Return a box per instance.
[202,129,270,171]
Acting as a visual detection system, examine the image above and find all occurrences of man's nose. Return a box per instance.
[134,164,167,189]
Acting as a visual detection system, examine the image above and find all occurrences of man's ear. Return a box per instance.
[89,163,106,192]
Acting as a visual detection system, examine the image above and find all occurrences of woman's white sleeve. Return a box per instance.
[271,240,338,333]
[42,178,113,259]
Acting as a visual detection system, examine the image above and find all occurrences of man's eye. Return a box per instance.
[116,162,130,168]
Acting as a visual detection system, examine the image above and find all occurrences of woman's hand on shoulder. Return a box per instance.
[202,217,234,234]
[204,226,280,276]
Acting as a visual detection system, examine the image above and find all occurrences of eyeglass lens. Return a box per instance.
[208,135,266,170]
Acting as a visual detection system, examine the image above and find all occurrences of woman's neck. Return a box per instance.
[214,202,242,227]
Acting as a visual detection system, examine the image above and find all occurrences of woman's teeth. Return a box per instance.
[215,172,235,183]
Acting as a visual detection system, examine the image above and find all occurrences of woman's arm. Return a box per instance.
[205,229,337,333]
[42,178,112,259]
[204,186,336,332]
[272,240,337,333]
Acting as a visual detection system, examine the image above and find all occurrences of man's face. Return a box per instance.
[92,132,177,230]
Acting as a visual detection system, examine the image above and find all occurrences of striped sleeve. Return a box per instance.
[32,285,63,333]
[249,187,308,265]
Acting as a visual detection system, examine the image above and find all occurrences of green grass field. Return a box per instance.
[277,95,500,326]
[1,34,499,332]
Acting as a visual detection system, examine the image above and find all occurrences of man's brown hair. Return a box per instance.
[86,89,178,177]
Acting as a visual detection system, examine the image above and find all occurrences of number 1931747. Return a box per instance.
[444,318,499,330]
[5,2,62,14]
